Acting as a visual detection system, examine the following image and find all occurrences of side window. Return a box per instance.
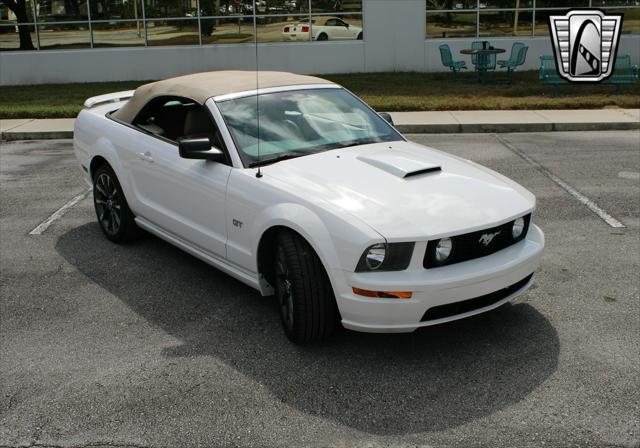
[325,19,338,26]
[132,96,225,151]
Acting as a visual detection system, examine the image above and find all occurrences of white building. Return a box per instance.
[0,0,638,85]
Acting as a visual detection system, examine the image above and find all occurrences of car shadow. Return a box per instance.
[56,223,559,436]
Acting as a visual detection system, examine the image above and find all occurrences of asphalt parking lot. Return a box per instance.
[1,131,639,448]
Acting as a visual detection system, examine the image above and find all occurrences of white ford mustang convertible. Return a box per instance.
[74,71,544,343]
[282,17,363,41]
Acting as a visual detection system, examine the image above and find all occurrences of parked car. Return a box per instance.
[256,0,267,14]
[282,16,363,41]
[74,71,544,343]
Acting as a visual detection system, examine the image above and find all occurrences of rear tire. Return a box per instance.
[357,32,363,40]
[275,231,338,343]
[93,164,140,243]
[317,33,328,41]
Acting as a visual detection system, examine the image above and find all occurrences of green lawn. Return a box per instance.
[1,71,638,119]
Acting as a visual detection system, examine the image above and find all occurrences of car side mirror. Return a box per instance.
[345,23,350,28]
[379,112,394,125]
[178,138,226,163]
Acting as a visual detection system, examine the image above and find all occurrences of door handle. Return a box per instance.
[138,151,154,163]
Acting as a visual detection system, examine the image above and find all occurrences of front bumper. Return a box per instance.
[331,224,544,333]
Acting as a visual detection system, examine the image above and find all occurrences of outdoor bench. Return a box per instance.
[539,54,638,96]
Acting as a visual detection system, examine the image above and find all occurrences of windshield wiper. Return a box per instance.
[303,139,378,154]
[247,139,387,168]
[248,152,308,168]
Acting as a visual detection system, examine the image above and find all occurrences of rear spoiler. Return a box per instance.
[84,90,135,109]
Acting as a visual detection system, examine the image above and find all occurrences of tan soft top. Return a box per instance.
[112,70,334,123]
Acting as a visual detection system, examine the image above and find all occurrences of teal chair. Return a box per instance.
[498,42,525,69]
[439,44,467,80]
[471,41,484,66]
[498,42,528,83]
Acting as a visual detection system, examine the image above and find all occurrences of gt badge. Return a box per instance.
[479,231,501,247]
[549,9,623,82]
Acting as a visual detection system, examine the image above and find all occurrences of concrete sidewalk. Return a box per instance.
[1,109,638,141]
[1,118,76,141]
[391,108,640,133]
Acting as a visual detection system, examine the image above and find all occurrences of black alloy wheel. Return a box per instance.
[276,244,295,333]
[274,231,338,343]
[93,164,140,243]
[94,171,121,237]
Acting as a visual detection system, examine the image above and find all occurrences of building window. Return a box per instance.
[426,0,640,38]
[0,0,363,51]
[427,12,478,38]
[479,10,533,37]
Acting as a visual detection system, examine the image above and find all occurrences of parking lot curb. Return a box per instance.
[549,122,640,132]
[1,115,638,141]
[2,131,75,141]
[395,121,639,134]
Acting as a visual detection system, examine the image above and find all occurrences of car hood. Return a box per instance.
[263,141,535,240]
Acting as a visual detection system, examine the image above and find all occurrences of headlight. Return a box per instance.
[365,243,386,270]
[355,242,415,272]
[434,237,453,264]
[512,217,525,239]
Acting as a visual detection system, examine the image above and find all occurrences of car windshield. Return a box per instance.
[216,88,403,167]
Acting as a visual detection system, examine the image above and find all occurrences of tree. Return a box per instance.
[4,0,34,50]
[89,0,111,19]
[64,0,82,18]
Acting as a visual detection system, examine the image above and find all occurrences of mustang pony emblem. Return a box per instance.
[479,231,501,247]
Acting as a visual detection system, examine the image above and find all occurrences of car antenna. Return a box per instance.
[253,0,263,179]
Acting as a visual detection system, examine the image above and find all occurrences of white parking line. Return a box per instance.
[29,188,92,235]
[618,171,640,181]
[494,134,626,229]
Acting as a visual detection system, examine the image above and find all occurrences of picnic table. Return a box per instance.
[461,48,506,83]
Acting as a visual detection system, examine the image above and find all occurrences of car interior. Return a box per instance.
[132,96,225,150]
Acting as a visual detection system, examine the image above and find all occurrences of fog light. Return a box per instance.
[365,243,386,270]
[512,217,525,239]
[434,237,453,264]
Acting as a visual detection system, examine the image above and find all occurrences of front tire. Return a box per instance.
[357,32,363,40]
[275,231,338,343]
[93,164,140,243]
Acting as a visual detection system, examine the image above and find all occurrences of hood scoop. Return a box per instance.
[357,150,442,179]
